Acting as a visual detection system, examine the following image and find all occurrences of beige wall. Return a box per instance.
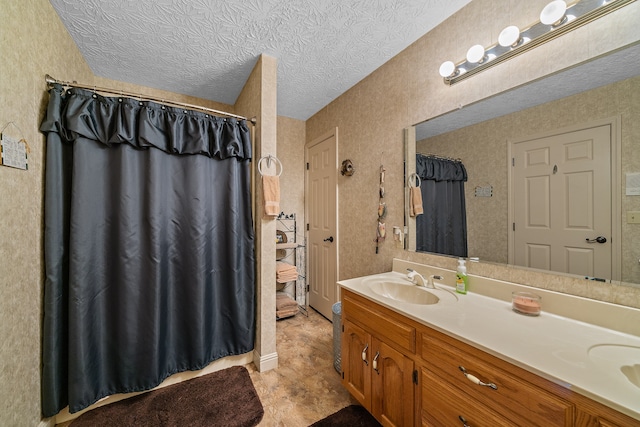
[275,117,306,301]
[306,0,640,309]
[0,1,94,425]
[418,75,640,284]
[236,54,279,372]
[277,117,306,222]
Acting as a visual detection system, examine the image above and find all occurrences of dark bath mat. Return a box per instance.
[70,365,263,427]
[310,405,382,427]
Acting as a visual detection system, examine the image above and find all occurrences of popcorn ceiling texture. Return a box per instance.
[47,0,470,120]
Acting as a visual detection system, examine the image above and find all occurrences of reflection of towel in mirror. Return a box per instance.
[410,187,423,217]
[262,175,280,217]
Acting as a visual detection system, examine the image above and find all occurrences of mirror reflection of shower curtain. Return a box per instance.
[415,154,468,257]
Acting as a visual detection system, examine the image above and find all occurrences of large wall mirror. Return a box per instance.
[405,43,640,288]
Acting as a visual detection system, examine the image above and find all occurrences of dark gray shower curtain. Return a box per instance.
[40,85,255,416]
[415,154,468,257]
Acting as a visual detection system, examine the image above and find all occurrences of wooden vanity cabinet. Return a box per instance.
[341,290,416,427]
[340,288,640,427]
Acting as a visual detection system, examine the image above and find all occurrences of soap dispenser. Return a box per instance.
[456,258,468,295]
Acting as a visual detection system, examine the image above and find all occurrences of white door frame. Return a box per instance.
[507,116,621,280]
[305,128,339,316]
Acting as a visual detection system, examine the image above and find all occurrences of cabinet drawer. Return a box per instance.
[421,367,513,427]
[343,291,415,353]
[421,331,573,426]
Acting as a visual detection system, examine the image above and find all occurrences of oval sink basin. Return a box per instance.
[368,281,440,305]
[588,344,640,389]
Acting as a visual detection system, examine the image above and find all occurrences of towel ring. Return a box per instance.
[408,173,421,188]
[258,155,283,177]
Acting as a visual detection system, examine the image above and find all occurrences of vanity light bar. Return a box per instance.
[440,0,636,85]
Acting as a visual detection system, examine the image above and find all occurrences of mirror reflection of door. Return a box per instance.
[511,124,612,280]
[306,129,338,320]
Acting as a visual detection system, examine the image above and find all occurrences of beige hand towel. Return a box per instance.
[262,175,280,217]
[410,186,423,217]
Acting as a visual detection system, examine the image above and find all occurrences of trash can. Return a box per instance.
[332,301,342,373]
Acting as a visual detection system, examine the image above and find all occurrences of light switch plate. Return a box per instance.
[627,211,640,224]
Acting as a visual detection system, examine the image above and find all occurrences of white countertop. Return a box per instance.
[338,268,640,421]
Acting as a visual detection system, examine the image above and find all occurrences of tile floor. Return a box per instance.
[57,308,355,426]
[249,308,355,426]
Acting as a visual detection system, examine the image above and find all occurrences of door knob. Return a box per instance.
[585,236,607,244]
[324,236,334,243]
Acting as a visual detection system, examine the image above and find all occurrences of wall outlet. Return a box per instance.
[627,211,640,224]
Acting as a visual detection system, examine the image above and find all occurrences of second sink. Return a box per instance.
[588,344,640,389]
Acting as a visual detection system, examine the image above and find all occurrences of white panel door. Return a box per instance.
[306,130,338,319]
[512,125,611,279]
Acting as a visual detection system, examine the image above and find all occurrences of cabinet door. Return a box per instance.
[342,320,371,409]
[372,338,415,427]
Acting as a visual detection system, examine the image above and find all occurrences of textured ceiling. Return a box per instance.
[49,0,470,120]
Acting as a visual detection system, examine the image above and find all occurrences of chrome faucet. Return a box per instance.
[407,269,442,289]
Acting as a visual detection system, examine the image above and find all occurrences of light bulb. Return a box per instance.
[540,1,567,26]
[498,25,521,47]
[439,61,456,78]
[466,45,486,64]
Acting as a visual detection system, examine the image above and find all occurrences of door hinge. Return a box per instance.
[341,371,344,379]
[306,162,310,170]
[306,223,310,231]
[306,284,310,292]
[341,324,344,333]
[413,369,418,385]
[513,222,516,231]
[512,157,515,167]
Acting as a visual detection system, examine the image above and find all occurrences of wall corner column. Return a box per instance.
[236,54,279,372]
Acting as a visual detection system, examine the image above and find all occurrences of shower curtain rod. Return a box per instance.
[45,74,256,124]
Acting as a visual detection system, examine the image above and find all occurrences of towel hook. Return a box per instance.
[408,172,421,188]
[258,154,283,177]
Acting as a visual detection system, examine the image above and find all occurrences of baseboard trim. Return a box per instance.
[253,349,278,372]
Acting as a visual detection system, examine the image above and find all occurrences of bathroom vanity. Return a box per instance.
[338,259,640,427]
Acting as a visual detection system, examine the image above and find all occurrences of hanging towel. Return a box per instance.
[262,175,280,217]
[410,186,424,217]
